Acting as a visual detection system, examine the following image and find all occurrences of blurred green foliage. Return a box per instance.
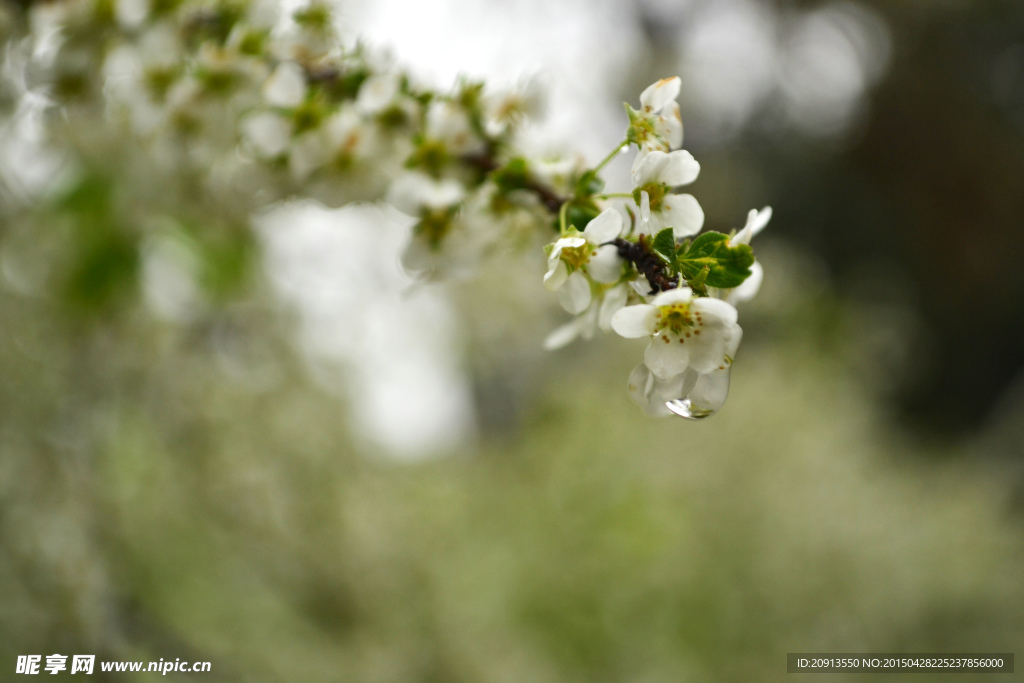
[1,239,1022,680]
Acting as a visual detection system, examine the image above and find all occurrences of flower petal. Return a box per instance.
[543,258,568,291]
[691,296,738,326]
[588,244,623,284]
[685,330,728,374]
[650,287,693,307]
[631,150,668,187]
[356,73,399,114]
[611,304,658,337]
[550,235,586,260]
[639,77,681,113]
[733,206,772,246]
[543,320,580,350]
[400,235,433,274]
[637,190,652,234]
[598,284,628,332]
[659,150,700,186]
[747,206,772,238]
[726,323,743,358]
[388,173,465,215]
[420,178,466,209]
[241,112,291,157]
[645,337,690,379]
[653,103,683,149]
[557,270,592,314]
[583,208,623,244]
[263,61,307,108]
[726,260,763,304]
[663,194,705,238]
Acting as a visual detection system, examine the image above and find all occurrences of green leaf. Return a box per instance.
[566,201,600,233]
[686,264,710,297]
[574,170,604,197]
[677,231,754,289]
[492,157,530,192]
[650,227,678,273]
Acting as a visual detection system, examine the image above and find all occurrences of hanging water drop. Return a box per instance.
[665,365,731,420]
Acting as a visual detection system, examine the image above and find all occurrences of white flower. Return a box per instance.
[241,111,292,157]
[114,0,149,28]
[483,77,547,136]
[631,150,704,238]
[631,149,700,187]
[611,287,740,379]
[356,73,401,114]
[732,206,772,246]
[628,325,742,418]
[543,208,624,314]
[289,107,378,181]
[425,99,483,156]
[390,177,501,279]
[630,77,684,153]
[263,61,307,108]
[387,172,465,216]
[712,206,772,304]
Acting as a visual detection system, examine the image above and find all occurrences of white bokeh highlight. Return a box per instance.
[258,202,475,459]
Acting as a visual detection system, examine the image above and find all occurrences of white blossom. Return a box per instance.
[543,208,624,314]
[483,77,547,136]
[631,77,684,153]
[356,73,401,114]
[631,150,704,238]
[631,149,700,188]
[628,323,742,418]
[263,61,306,108]
[611,287,740,379]
[388,172,465,216]
[241,111,291,157]
[425,99,483,156]
[713,206,772,304]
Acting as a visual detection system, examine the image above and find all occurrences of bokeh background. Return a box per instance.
[2,0,1024,680]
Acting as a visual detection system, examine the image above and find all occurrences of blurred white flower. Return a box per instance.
[356,73,401,114]
[425,99,483,156]
[241,111,292,157]
[263,62,306,108]
[482,77,547,136]
[289,107,379,181]
[388,171,465,216]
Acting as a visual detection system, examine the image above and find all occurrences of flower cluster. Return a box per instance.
[541,77,771,418]
[6,0,770,420]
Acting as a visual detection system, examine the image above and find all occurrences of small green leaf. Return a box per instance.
[650,227,678,272]
[686,264,710,297]
[677,231,754,289]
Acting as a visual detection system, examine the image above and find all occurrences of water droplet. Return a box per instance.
[665,398,715,420]
[665,365,731,420]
